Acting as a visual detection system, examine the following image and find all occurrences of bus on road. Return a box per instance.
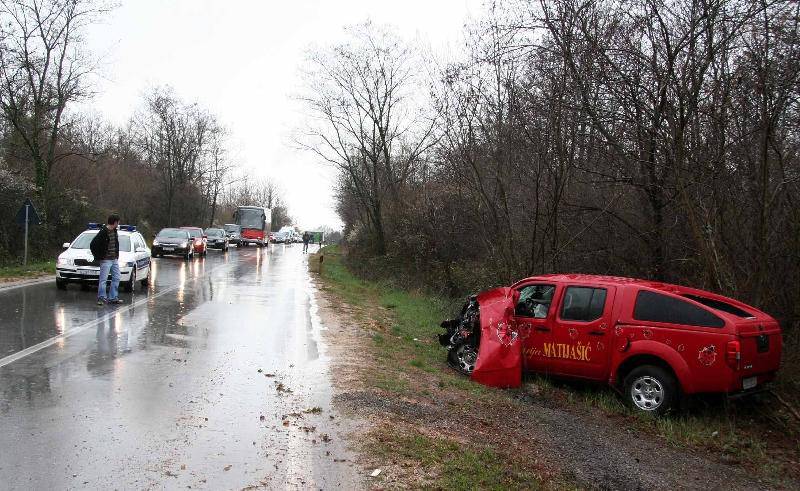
[233,206,271,247]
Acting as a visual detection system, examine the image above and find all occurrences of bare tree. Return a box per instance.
[222,173,292,229]
[323,2,800,329]
[0,0,111,195]
[300,22,435,254]
[204,125,234,227]
[131,87,214,226]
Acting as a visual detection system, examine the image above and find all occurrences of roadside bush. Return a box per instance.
[0,163,35,263]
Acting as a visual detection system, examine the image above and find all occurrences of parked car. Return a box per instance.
[204,228,229,252]
[56,223,151,292]
[180,227,207,256]
[274,226,294,244]
[223,223,241,246]
[152,228,194,260]
[439,274,782,415]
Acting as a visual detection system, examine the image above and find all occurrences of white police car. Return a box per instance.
[56,223,152,292]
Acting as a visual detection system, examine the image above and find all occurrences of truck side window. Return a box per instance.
[634,290,724,328]
[515,284,555,318]
[561,286,607,321]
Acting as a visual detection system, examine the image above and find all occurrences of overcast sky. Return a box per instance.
[82,0,482,230]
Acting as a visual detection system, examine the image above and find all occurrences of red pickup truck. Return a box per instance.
[439,274,782,414]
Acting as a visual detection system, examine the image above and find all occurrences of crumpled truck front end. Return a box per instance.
[440,287,522,388]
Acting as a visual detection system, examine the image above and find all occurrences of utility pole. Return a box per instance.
[16,198,40,266]
[24,204,29,266]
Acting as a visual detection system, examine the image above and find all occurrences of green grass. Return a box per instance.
[318,245,798,486]
[0,260,54,279]
[367,430,542,490]
[320,246,482,394]
[318,246,541,488]
[317,247,373,308]
[322,246,449,362]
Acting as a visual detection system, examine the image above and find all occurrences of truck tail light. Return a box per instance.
[726,340,741,370]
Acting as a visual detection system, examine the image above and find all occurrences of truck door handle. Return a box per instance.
[534,326,550,332]
[588,331,604,336]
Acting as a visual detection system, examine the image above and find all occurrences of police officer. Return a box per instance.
[90,214,123,305]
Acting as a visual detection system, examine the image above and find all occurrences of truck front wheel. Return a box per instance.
[623,365,679,415]
[448,342,478,376]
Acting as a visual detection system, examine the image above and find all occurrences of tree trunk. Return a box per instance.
[166,191,175,227]
[370,200,386,255]
[209,185,219,228]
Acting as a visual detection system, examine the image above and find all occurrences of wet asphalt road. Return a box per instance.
[0,244,360,490]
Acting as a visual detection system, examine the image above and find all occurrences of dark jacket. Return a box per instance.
[89,226,119,261]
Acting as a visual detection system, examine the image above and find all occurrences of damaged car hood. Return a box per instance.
[471,287,522,388]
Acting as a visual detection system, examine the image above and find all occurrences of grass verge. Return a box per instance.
[532,372,798,481]
[0,260,54,281]
[317,245,800,488]
[317,245,551,489]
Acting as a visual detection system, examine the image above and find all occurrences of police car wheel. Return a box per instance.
[124,269,136,293]
[56,279,67,290]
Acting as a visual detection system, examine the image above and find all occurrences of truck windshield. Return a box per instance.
[237,209,265,229]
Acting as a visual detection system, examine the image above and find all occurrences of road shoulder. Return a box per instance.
[0,274,53,291]
[314,247,797,490]
[313,252,561,489]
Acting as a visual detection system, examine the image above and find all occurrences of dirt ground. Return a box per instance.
[315,282,800,490]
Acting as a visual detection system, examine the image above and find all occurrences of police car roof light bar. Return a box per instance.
[87,223,136,231]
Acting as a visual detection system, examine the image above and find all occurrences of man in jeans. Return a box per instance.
[90,214,123,305]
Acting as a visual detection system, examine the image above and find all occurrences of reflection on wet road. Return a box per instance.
[0,244,359,489]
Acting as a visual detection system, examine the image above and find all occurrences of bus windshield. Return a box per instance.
[237,208,265,229]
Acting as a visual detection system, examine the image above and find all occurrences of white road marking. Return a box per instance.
[0,261,234,369]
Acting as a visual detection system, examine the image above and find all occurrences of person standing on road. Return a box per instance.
[90,214,123,306]
[302,232,310,253]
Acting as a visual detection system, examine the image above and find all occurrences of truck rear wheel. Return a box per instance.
[623,365,679,415]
